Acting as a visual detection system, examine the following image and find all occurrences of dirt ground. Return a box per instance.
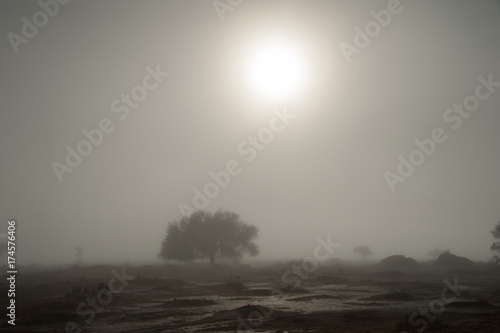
[1,263,499,332]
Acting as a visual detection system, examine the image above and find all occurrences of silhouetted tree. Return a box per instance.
[353,246,373,264]
[159,210,259,267]
[491,221,500,263]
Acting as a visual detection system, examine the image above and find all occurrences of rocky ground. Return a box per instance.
[1,263,499,332]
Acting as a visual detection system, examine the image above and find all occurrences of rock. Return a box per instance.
[377,255,420,271]
[434,251,476,270]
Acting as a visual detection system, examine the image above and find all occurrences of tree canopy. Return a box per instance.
[491,221,500,263]
[353,246,373,263]
[159,210,259,266]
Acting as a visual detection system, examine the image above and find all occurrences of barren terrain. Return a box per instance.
[1,263,499,332]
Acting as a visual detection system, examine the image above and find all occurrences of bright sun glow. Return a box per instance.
[249,42,304,101]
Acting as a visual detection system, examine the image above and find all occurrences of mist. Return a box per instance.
[1,0,500,267]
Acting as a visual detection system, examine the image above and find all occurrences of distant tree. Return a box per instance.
[490,222,500,263]
[427,248,448,259]
[75,246,83,265]
[159,210,259,267]
[353,246,373,264]
[160,221,197,262]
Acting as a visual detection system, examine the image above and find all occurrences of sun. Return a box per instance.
[248,41,304,101]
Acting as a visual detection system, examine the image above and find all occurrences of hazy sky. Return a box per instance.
[1,0,500,265]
